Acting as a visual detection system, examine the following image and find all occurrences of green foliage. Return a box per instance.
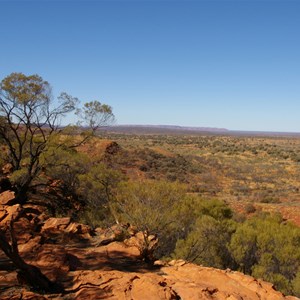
[76,100,115,130]
[78,163,124,227]
[173,215,235,269]
[9,168,30,188]
[1,73,50,105]
[197,198,233,220]
[170,196,300,296]
[228,220,258,274]
[0,73,78,200]
[0,72,115,202]
[111,180,188,258]
[171,199,235,268]
[45,147,89,190]
[130,148,197,183]
[229,213,300,296]
[292,271,300,296]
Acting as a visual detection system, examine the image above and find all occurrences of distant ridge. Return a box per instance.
[120,125,229,132]
[101,124,229,134]
[101,125,300,137]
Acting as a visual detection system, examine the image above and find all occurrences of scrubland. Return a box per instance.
[2,130,300,296]
[99,132,300,224]
[54,131,299,296]
[2,73,299,297]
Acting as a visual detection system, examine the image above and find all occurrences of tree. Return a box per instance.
[0,72,114,203]
[75,100,115,145]
[77,100,114,130]
[0,72,115,293]
[0,73,77,202]
[0,213,63,293]
[41,146,91,214]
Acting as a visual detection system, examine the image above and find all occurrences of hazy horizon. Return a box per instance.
[106,123,300,134]
[1,0,299,133]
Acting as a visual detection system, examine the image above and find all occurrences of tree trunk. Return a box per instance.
[14,179,31,205]
[12,252,63,293]
[0,224,64,294]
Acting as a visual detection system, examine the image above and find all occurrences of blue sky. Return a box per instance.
[1,0,299,132]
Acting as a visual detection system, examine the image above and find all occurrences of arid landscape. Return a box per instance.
[2,116,300,298]
[98,128,300,226]
[1,1,300,298]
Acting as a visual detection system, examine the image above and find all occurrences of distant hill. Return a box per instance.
[101,125,229,135]
[101,125,300,137]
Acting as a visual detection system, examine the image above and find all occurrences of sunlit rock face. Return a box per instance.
[0,191,299,300]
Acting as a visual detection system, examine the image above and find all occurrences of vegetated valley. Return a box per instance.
[80,130,300,295]
[99,130,300,225]
[2,130,300,298]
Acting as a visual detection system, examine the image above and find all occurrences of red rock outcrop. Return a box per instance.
[0,192,299,300]
[0,190,15,206]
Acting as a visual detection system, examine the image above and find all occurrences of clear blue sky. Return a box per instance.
[1,0,300,132]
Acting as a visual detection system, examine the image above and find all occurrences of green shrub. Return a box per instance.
[229,213,300,296]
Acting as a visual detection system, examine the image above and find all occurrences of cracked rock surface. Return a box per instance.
[0,200,299,300]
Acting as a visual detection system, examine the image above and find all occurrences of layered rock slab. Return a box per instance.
[0,198,299,300]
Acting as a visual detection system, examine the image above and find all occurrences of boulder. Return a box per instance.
[64,222,92,239]
[41,217,71,233]
[124,231,158,259]
[28,244,76,281]
[18,236,42,254]
[161,264,291,300]
[0,191,15,206]
[5,291,48,300]
[68,270,178,300]
[0,204,22,226]
[93,224,129,246]
[0,206,8,222]
[41,218,94,242]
